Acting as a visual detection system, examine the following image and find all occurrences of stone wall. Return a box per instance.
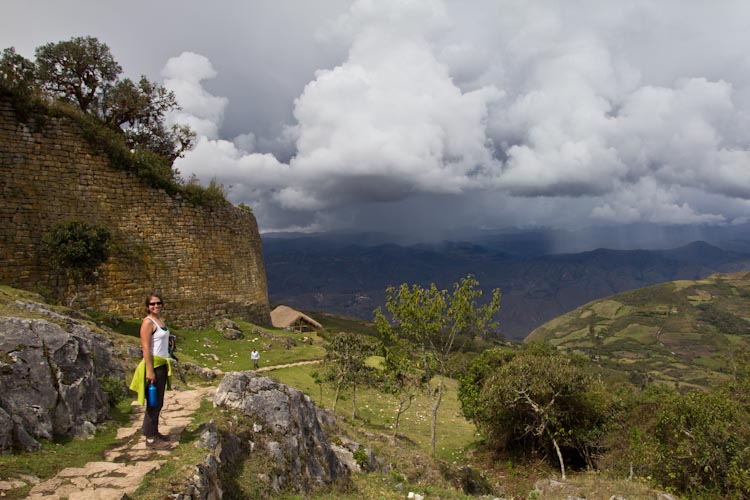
[0,97,270,327]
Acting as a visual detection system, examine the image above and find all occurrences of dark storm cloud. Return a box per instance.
[3,0,749,237]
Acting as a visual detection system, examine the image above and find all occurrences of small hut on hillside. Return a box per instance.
[270,305,322,333]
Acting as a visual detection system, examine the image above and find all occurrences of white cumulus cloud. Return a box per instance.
[163,0,750,234]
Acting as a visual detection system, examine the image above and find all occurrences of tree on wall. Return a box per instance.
[33,36,193,160]
[1,36,222,204]
[35,36,122,114]
[0,47,37,97]
[374,275,501,456]
[101,76,195,160]
[42,220,112,306]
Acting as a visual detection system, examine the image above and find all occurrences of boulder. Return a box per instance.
[214,371,349,493]
[222,329,245,340]
[0,317,124,453]
[214,318,245,340]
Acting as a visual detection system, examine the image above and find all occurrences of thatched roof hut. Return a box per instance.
[270,305,322,333]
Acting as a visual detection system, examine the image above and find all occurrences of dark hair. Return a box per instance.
[144,291,163,310]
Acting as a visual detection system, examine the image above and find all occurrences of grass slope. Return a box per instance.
[0,286,678,499]
[525,271,750,389]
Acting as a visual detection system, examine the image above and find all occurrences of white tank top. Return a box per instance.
[147,317,171,359]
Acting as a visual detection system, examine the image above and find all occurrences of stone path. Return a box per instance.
[1,361,318,500]
[21,385,214,500]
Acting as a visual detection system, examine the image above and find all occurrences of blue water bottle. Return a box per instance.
[147,382,158,407]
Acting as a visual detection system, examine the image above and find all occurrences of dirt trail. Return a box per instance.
[19,385,213,500]
[255,359,320,372]
[206,359,321,376]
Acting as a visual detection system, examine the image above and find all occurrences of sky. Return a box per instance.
[3,0,750,241]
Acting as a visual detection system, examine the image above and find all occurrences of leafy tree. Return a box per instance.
[625,386,750,498]
[35,36,121,113]
[457,346,517,422]
[30,36,193,163]
[101,76,173,128]
[41,220,112,305]
[324,332,378,418]
[0,47,36,96]
[374,275,501,456]
[3,36,214,201]
[310,370,327,407]
[101,76,194,160]
[474,351,606,480]
[381,339,427,441]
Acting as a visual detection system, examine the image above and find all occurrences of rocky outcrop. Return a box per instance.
[0,313,124,453]
[214,371,350,494]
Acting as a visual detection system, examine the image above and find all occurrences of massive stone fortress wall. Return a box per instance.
[0,98,271,327]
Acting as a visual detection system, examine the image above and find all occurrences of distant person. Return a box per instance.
[129,292,172,448]
[251,349,260,370]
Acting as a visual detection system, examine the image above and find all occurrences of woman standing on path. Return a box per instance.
[129,292,172,448]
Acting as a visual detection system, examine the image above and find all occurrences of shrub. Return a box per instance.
[183,175,228,207]
[352,447,370,470]
[468,349,611,477]
[42,220,112,280]
[457,346,517,422]
[237,202,254,214]
[41,219,112,305]
[624,385,750,498]
[697,303,750,335]
[98,375,128,407]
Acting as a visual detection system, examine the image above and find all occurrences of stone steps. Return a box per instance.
[20,385,213,500]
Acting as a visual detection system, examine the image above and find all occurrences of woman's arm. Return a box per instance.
[140,319,156,383]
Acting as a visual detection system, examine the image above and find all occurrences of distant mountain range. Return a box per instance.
[262,225,750,340]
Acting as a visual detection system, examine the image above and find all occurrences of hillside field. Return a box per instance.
[525,272,750,389]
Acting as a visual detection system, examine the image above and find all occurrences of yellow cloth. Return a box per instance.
[129,356,172,405]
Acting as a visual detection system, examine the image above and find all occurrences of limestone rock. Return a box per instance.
[0,317,123,453]
[214,371,349,493]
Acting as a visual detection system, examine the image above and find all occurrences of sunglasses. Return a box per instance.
[148,301,163,306]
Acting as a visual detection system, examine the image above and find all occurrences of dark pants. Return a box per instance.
[143,364,167,437]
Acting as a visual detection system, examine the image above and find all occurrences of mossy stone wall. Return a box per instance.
[0,97,270,327]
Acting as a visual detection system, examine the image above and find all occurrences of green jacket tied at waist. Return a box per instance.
[129,356,172,405]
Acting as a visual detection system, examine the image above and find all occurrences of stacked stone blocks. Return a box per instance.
[0,97,271,327]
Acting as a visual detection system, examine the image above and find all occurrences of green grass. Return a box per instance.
[616,324,660,345]
[590,299,624,319]
[7,279,743,499]
[271,364,478,462]
[92,314,328,372]
[166,322,326,372]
